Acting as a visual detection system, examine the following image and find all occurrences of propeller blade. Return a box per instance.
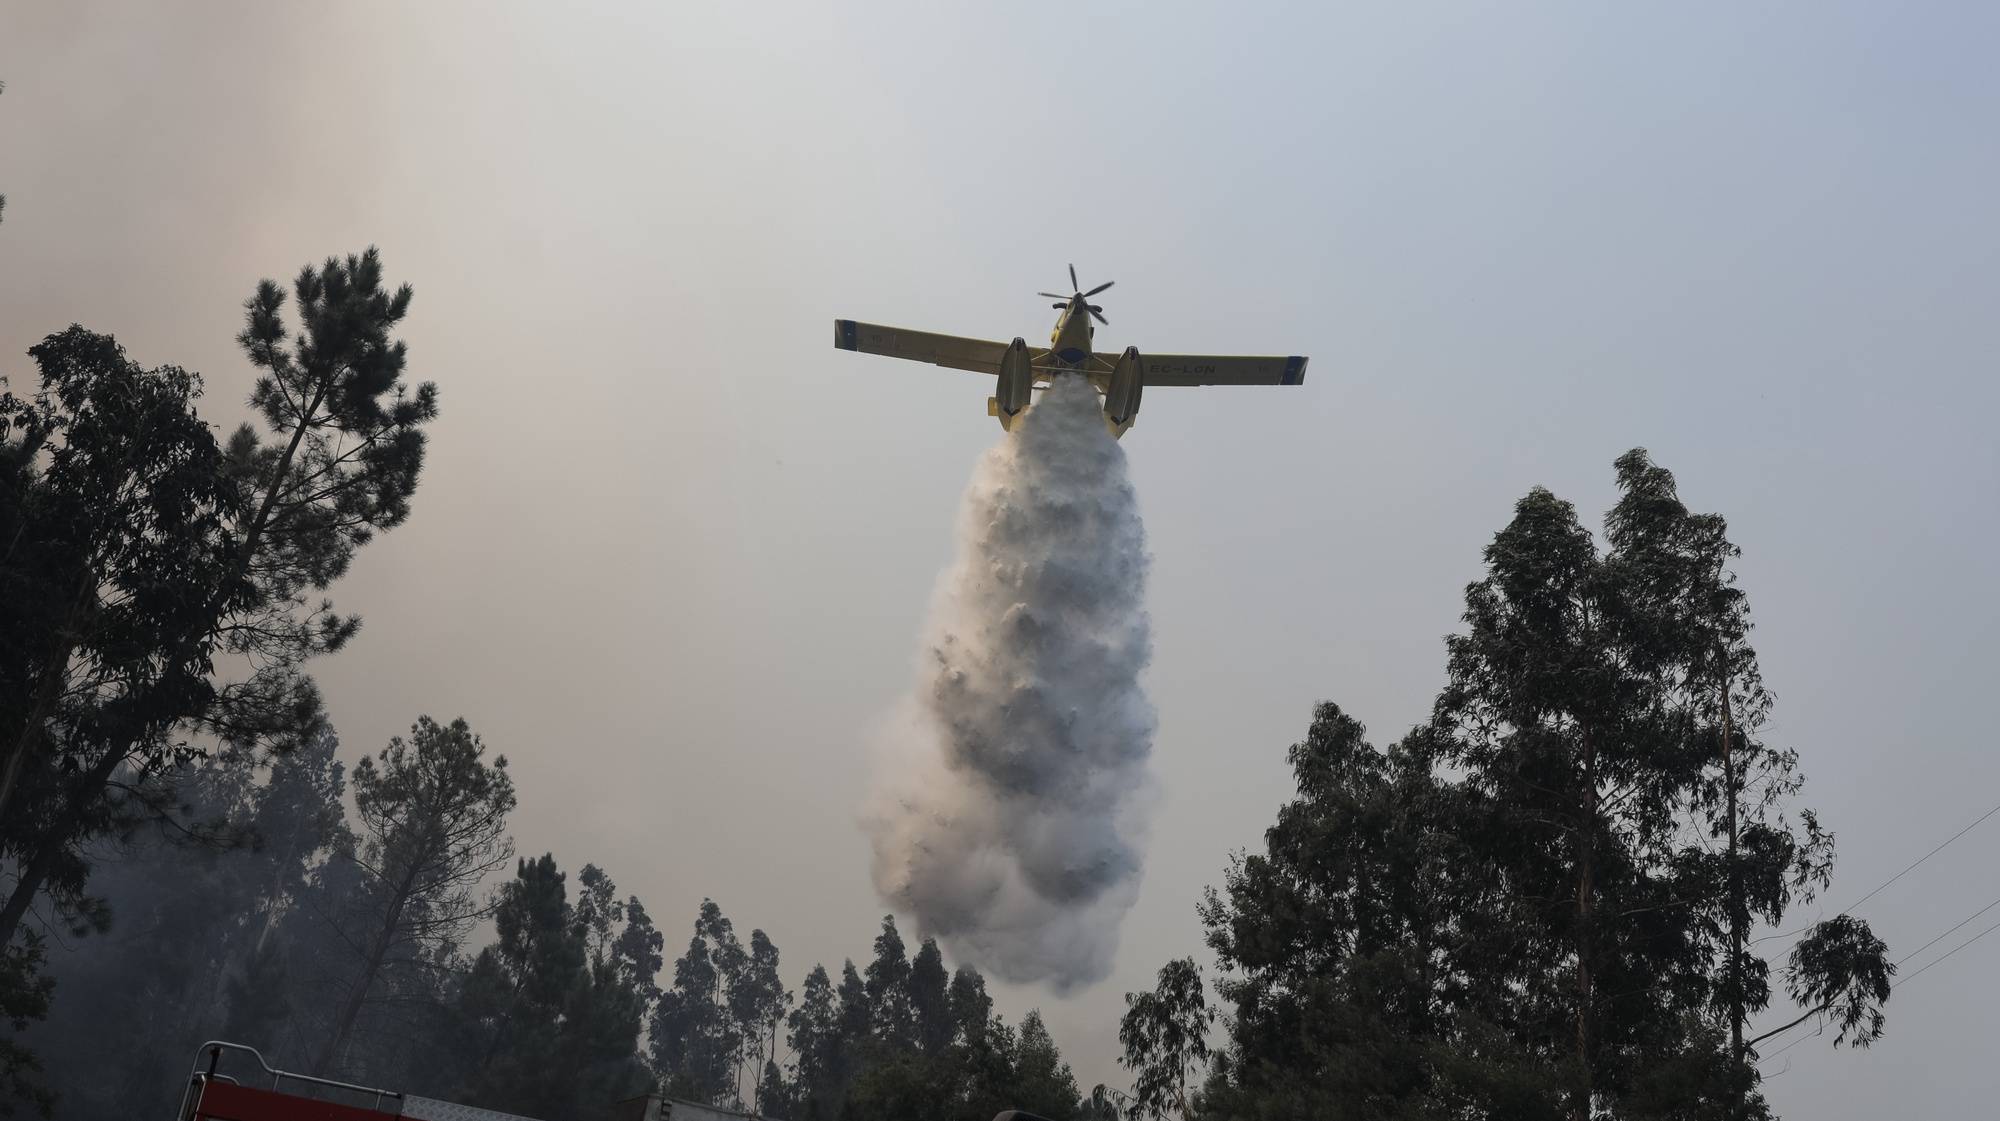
[1053,302,1068,309]
[1090,308,1108,325]
[1037,292,1068,300]
[1083,280,1115,297]
[1069,263,1079,292]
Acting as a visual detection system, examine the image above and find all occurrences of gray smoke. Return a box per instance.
[865,373,1156,992]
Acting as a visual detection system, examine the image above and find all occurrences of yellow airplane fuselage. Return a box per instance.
[1048,297,1096,371]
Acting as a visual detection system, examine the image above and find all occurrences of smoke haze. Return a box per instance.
[8,5,1999,1109]
[867,374,1155,992]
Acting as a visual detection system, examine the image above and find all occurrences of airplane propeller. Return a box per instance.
[1038,265,1114,324]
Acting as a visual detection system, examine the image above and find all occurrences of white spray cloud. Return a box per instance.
[866,373,1155,992]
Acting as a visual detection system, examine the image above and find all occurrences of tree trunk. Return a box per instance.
[0,652,62,824]
[0,743,124,948]
[1721,650,1747,1115]
[315,929,388,1076]
[313,871,412,1077]
[476,952,536,1075]
[238,380,330,581]
[1573,731,1597,1121]
[0,833,56,948]
[253,836,299,956]
[0,572,95,824]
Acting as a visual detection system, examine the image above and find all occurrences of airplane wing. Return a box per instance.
[1109,352,1309,387]
[834,320,1010,375]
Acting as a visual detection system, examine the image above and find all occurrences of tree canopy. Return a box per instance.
[1134,451,1890,1121]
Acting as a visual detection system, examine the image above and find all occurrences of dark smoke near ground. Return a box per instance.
[867,373,1156,992]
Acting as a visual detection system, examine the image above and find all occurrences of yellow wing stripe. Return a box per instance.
[1105,353,1309,387]
[834,320,1009,375]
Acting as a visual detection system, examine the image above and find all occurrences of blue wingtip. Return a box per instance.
[1283,355,1308,385]
[835,319,859,350]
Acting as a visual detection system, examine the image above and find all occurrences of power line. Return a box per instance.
[1892,914,2000,988]
[1893,894,2000,969]
[1846,800,2000,913]
[1748,799,2000,1065]
[1750,798,2000,948]
[1761,1024,1817,1064]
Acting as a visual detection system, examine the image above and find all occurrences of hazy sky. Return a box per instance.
[4,2,1997,1112]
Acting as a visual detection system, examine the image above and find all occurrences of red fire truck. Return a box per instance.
[176,1040,1051,1121]
[177,1041,754,1121]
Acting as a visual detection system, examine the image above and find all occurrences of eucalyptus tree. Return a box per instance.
[864,915,915,1049]
[652,900,745,1104]
[1118,958,1212,1121]
[734,929,788,1088]
[1422,452,1890,1117]
[1012,1011,1081,1121]
[450,855,652,1118]
[908,938,952,1056]
[0,329,242,948]
[1598,450,1892,1109]
[786,964,843,1114]
[1187,706,1490,1118]
[1158,451,1889,1121]
[946,965,991,1048]
[611,894,664,1012]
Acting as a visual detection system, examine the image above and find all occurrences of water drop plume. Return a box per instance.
[866,373,1155,992]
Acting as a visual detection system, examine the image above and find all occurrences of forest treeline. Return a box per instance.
[2,239,1896,1121]
[24,721,1092,1121]
[0,250,1104,1121]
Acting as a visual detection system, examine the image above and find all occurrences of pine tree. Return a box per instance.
[309,716,514,1076]
[0,251,439,953]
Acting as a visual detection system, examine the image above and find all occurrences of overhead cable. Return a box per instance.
[1751,798,2000,948]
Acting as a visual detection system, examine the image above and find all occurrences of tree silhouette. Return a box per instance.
[311,716,514,1076]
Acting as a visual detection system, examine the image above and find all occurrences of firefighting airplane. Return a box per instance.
[833,265,1307,438]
